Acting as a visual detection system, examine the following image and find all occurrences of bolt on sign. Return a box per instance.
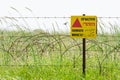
[70,16,97,38]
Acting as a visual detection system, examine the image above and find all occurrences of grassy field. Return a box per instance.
[0,29,120,80]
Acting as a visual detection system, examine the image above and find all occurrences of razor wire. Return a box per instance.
[0,17,120,67]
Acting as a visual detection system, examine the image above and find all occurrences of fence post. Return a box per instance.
[82,14,86,76]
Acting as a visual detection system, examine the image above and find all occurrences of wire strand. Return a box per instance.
[1,16,120,19]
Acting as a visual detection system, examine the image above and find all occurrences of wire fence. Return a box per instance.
[0,17,120,70]
[0,16,120,33]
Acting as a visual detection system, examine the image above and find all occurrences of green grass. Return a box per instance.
[0,16,120,79]
[0,30,120,80]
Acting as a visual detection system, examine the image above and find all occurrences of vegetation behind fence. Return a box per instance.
[0,17,120,79]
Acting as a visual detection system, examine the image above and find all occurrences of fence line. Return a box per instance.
[0,16,120,33]
[0,17,120,72]
[0,35,120,37]
[1,16,120,18]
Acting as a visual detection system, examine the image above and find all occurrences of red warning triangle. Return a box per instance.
[72,18,82,28]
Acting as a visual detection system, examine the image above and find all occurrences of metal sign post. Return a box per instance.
[82,13,86,76]
[83,38,86,75]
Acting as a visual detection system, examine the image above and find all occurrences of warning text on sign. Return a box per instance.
[70,16,97,38]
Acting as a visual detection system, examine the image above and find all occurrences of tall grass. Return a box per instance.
[0,10,120,79]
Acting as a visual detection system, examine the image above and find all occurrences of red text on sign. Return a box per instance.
[83,22,95,26]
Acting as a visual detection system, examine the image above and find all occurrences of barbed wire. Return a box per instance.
[0,16,120,74]
[1,16,120,18]
[1,35,120,37]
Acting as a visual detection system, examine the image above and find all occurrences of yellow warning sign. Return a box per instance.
[70,16,97,38]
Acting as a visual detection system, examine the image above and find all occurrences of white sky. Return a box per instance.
[0,0,120,34]
[0,0,120,17]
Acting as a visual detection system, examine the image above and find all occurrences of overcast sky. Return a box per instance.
[0,0,120,17]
